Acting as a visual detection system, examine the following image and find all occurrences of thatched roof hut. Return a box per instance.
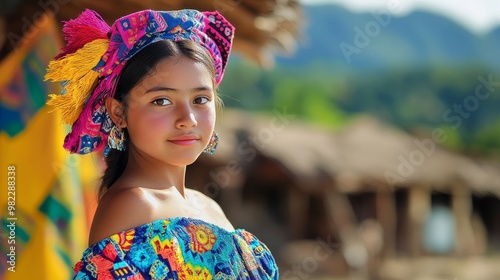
[333,117,500,196]
[209,110,500,196]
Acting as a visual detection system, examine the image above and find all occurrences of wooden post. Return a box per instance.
[376,190,397,256]
[324,188,369,278]
[287,187,309,239]
[471,213,487,255]
[407,186,430,256]
[452,184,475,256]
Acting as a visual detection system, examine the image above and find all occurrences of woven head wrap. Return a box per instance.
[45,9,235,154]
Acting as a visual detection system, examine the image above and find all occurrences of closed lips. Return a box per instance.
[168,135,200,145]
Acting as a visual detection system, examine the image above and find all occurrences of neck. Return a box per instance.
[118,147,188,197]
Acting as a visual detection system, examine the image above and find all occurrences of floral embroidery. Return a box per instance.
[181,263,212,280]
[88,253,115,279]
[187,224,216,253]
[111,228,135,252]
[150,235,184,273]
[149,260,169,280]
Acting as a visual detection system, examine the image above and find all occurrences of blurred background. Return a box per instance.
[1,0,500,279]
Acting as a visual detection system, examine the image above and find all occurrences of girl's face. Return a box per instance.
[124,55,216,166]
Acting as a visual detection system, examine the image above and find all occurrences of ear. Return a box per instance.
[105,98,127,128]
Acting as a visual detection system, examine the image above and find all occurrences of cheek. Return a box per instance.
[200,107,216,130]
[126,108,169,139]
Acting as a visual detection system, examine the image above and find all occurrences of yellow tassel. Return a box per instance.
[45,38,109,124]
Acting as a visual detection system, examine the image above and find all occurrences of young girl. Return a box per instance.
[46,9,279,279]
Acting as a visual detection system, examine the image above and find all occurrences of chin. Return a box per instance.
[170,153,203,166]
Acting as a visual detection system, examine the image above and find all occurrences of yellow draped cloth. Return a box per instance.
[0,13,100,279]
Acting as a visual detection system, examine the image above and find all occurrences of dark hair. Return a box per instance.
[98,40,220,199]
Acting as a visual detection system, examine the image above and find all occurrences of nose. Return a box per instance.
[175,104,198,129]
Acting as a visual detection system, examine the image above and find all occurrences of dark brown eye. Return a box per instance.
[152,98,171,106]
[194,96,209,104]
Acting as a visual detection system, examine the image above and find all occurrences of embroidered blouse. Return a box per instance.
[73,217,279,279]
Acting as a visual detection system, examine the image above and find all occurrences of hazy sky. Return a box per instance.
[300,0,500,34]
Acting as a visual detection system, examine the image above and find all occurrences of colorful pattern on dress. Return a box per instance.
[73,217,279,279]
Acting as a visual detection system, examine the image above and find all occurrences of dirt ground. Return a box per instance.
[280,255,500,280]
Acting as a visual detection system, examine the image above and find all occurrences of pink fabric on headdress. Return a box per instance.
[55,10,110,59]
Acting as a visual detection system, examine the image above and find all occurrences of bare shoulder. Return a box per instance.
[88,187,155,246]
[187,189,225,215]
[186,188,235,231]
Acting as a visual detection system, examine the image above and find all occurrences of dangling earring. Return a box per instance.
[203,131,219,155]
[104,125,126,157]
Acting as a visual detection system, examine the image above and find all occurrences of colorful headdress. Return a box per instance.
[45,9,235,154]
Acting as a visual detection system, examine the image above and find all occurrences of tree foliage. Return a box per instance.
[219,59,500,158]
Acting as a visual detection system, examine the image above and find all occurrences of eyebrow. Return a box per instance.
[144,86,212,94]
